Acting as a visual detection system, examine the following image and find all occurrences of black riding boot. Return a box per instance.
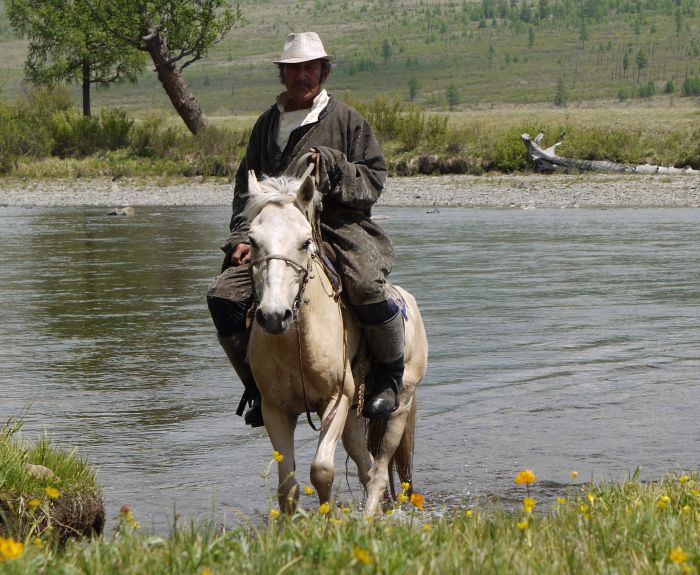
[361,309,405,418]
[217,332,264,427]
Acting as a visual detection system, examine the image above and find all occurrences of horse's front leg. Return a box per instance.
[310,394,350,510]
[263,402,299,513]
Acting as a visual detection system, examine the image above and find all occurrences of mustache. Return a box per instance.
[292,80,312,88]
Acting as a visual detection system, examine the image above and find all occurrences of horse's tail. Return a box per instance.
[366,396,417,500]
[394,396,417,495]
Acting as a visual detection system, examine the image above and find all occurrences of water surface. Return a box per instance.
[1,205,699,530]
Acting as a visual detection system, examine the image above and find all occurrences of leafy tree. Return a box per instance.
[87,0,242,134]
[7,0,146,117]
[635,48,648,82]
[664,80,675,94]
[446,82,459,111]
[553,76,567,107]
[408,75,419,101]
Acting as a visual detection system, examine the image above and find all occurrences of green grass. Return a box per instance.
[0,471,698,573]
[0,422,99,500]
[0,0,699,115]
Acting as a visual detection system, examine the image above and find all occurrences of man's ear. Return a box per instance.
[248,170,261,195]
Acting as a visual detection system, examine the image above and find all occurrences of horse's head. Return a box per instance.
[245,170,319,335]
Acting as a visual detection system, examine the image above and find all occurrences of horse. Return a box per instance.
[244,168,428,514]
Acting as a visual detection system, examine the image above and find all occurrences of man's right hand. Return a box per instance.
[230,243,251,266]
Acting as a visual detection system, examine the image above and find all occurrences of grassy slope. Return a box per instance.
[0,0,699,117]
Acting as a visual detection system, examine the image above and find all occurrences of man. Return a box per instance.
[207,32,403,427]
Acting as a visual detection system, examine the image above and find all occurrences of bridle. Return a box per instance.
[249,252,312,313]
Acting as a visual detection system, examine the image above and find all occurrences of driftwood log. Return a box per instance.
[522,132,697,174]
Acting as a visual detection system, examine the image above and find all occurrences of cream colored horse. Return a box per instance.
[244,170,428,514]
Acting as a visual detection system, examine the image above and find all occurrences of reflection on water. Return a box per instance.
[1,205,699,530]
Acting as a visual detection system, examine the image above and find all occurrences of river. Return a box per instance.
[1,205,699,530]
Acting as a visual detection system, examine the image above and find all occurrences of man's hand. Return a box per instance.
[309,147,319,165]
[230,242,251,266]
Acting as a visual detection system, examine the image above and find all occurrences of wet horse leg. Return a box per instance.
[310,395,350,510]
[364,401,411,515]
[342,412,372,489]
[263,402,299,513]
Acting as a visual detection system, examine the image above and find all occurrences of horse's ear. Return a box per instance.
[248,170,261,196]
[297,174,316,209]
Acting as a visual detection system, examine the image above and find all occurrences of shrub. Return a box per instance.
[681,75,700,96]
[638,81,656,98]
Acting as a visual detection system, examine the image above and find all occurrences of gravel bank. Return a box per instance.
[1,173,699,208]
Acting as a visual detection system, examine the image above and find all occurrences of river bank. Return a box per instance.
[1,173,699,208]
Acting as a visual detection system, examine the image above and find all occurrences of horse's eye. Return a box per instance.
[301,239,312,250]
[248,238,258,249]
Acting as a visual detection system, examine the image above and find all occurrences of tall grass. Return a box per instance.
[0,471,698,573]
[1,88,698,178]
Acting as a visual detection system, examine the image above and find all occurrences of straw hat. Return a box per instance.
[274,32,330,64]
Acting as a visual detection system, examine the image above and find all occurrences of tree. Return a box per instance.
[7,0,146,117]
[446,82,459,111]
[553,76,567,107]
[635,48,648,82]
[528,26,535,48]
[88,0,242,134]
[408,75,419,101]
[622,50,630,79]
[382,39,393,64]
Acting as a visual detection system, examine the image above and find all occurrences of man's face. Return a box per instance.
[282,60,328,106]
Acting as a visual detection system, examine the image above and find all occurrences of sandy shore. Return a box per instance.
[1,173,699,208]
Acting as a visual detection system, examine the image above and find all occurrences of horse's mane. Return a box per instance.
[243,175,321,222]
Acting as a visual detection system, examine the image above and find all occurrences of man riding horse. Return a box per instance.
[207,32,403,426]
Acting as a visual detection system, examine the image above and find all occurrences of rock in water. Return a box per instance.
[107,207,135,216]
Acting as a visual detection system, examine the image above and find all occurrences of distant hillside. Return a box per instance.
[1,0,699,116]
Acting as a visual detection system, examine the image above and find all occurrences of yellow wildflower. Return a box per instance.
[516,519,529,530]
[465,509,473,518]
[32,537,42,548]
[353,545,372,565]
[656,495,671,509]
[304,486,315,495]
[401,481,411,491]
[523,497,536,514]
[330,518,344,526]
[0,536,24,561]
[580,504,590,514]
[410,492,425,510]
[319,502,331,514]
[384,509,394,517]
[514,469,538,485]
[269,509,280,519]
[341,506,351,514]
[586,492,595,504]
[422,523,432,531]
[45,486,60,499]
[397,492,409,504]
[272,451,284,462]
[570,471,578,479]
[201,569,213,575]
[556,497,567,505]
[679,475,691,484]
[27,498,41,509]
[682,505,692,514]
[669,547,689,564]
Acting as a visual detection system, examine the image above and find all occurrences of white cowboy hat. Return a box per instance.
[274,32,330,64]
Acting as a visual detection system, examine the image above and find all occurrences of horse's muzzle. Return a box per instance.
[255,306,294,335]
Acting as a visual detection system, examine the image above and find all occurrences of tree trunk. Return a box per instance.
[82,59,91,117]
[142,29,209,135]
[521,132,696,174]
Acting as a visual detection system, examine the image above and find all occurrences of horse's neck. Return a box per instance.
[297,257,343,336]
